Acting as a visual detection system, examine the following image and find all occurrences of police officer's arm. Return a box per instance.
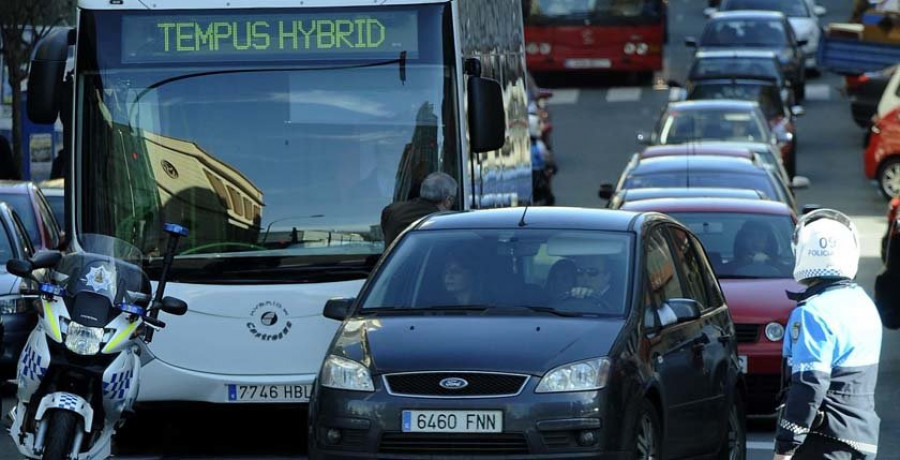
[774,308,834,456]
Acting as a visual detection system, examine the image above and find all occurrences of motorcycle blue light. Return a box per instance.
[119,303,146,316]
[39,283,63,296]
[163,223,189,237]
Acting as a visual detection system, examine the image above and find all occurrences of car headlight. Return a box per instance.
[320,355,375,392]
[526,42,539,55]
[536,357,612,393]
[64,322,104,355]
[0,295,40,314]
[765,322,785,342]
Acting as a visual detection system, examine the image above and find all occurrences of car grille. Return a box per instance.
[384,372,528,397]
[735,324,761,343]
[379,432,529,455]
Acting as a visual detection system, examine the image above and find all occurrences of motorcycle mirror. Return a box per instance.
[160,296,188,316]
[30,251,62,269]
[6,259,33,278]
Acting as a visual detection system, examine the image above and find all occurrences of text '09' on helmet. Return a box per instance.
[791,209,860,284]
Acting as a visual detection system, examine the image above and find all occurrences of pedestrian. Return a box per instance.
[380,171,457,247]
[0,135,19,180]
[774,209,881,460]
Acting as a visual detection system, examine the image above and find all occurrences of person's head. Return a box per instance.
[791,209,859,285]
[547,258,577,297]
[734,220,775,260]
[420,172,458,211]
[442,253,476,297]
[572,255,613,292]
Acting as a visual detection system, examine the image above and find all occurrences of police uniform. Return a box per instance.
[776,280,882,459]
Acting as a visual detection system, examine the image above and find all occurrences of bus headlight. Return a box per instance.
[320,355,374,392]
[539,43,552,55]
[636,43,649,55]
[765,322,785,342]
[65,322,104,355]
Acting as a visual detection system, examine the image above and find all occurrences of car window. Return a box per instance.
[0,218,16,268]
[0,192,41,247]
[690,233,726,308]
[624,171,779,200]
[701,19,787,47]
[657,109,768,144]
[360,228,634,316]
[643,226,684,329]
[668,227,710,310]
[35,190,60,249]
[45,194,65,229]
[10,210,34,258]
[690,58,781,82]
[687,83,785,120]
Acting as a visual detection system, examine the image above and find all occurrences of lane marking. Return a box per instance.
[545,89,580,105]
[804,84,832,101]
[606,87,642,102]
[849,214,886,259]
[748,440,775,451]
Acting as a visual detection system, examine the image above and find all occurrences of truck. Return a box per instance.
[26,0,530,419]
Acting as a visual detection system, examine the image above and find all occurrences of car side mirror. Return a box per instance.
[636,131,652,145]
[324,297,355,321]
[668,298,703,323]
[6,259,33,278]
[684,37,698,48]
[160,296,188,316]
[814,5,827,16]
[790,175,811,190]
[31,251,62,269]
[598,183,615,200]
[703,7,717,17]
[791,105,806,117]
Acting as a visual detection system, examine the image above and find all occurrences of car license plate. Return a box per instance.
[402,410,502,433]
[226,384,312,403]
[564,58,612,69]
[738,355,748,374]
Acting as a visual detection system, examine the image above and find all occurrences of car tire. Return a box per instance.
[878,158,900,200]
[632,400,663,460]
[795,82,806,103]
[719,391,747,460]
[786,143,797,180]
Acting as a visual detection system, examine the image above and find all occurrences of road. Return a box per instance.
[1,0,896,458]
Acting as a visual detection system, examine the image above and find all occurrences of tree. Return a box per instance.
[0,0,71,179]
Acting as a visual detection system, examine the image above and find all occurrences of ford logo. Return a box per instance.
[439,377,469,390]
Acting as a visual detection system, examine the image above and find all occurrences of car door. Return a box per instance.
[668,226,731,452]
[642,224,710,458]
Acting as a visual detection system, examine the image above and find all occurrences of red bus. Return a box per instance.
[523,0,666,77]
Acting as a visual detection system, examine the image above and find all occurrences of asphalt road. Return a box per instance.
[0,0,896,458]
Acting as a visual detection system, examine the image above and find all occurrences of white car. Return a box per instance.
[707,0,827,70]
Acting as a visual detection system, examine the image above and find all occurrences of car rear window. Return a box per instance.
[690,58,780,81]
[658,109,768,144]
[0,193,40,246]
[624,172,777,198]
[687,83,785,119]
[701,19,787,46]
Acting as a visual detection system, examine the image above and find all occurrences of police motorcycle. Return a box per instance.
[6,224,189,460]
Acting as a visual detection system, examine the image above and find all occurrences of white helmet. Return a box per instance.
[791,209,859,284]
[528,113,542,139]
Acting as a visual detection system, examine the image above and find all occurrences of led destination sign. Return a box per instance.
[121,11,419,63]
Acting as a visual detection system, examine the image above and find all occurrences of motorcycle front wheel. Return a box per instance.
[42,410,79,460]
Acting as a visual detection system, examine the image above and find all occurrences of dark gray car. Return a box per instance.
[309,207,746,459]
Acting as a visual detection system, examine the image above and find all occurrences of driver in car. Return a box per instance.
[558,256,619,310]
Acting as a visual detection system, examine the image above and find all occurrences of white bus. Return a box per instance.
[27,0,531,409]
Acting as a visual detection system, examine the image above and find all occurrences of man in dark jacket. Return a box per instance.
[381,172,457,247]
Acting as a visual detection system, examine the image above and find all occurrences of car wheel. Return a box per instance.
[719,391,747,460]
[878,158,900,200]
[633,400,662,460]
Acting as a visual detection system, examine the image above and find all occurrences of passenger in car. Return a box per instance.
[441,252,479,306]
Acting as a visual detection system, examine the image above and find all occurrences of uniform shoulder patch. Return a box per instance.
[791,321,801,342]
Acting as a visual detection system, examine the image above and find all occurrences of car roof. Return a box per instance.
[621,187,766,201]
[414,207,644,233]
[640,145,754,159]
[621,197,794,215]
[0,181,33,194]
[711,10,786,20]
[695,49,778,59]
[630,156,765,174]
[689,76,779,85]
[666,99,760,111]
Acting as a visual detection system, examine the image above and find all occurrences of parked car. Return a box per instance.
[605,186,768,209]
[864,105,900,198]
[621,197,802,414]
[0,202,41,376]
[686,11,806,101]
[598,155,797,211]
[846,65,896,129]
[714,0,825,72]
[0,181,62,251]
[309,207,746,459]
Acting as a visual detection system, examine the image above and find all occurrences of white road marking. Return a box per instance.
[850,214,886,259]
[546,89,580,105]
[748,440,775,451]
[606,87,642,102]
[804,84,832,101]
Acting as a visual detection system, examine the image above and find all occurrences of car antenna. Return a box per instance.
[519,206,528,227]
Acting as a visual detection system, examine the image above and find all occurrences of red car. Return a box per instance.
[622,197,802,414]
[865,105,900,199]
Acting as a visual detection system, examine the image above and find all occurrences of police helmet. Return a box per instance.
[791,209,859,284]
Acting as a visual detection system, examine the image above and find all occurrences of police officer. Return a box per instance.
[774,209,882,460]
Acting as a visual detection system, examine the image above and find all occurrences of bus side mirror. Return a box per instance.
[468,76,507,153]
[27,28,74,124]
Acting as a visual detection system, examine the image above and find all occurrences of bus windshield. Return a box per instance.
[525,0,663,23]
[75,5,459,281]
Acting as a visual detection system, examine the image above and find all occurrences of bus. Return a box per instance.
[523,0,666,78]
[27,0,530,411]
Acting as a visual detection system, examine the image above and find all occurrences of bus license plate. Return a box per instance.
[402,410,502,433]
[564,59,612,69]
[738,356,748,374]
[226,384,311,403]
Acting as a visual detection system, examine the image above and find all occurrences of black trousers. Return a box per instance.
[794,434,869,460]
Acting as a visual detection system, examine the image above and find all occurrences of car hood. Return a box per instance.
[331,315,626,376]
[720,277,804,324]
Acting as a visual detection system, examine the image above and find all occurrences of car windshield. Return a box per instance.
[701,19,787,46]
[0,193,39,246]
[690,58,781,82]
[657,109,768,143]
[722,0,810,17]
[359,229,634,317]
[624,172,778,198]
[687,84,785,120]
[667,212,795,278]
[44,194,64,227]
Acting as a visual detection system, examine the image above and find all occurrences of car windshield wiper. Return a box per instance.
[492,306,601,317]
[359,305,490,314]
